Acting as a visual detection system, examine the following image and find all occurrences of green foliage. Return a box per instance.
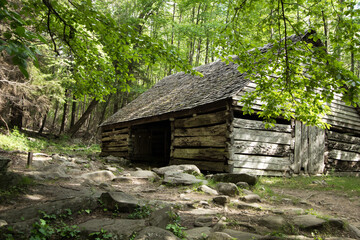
[128,205,153,219]
[0,176,35,202]
[166,210,187,239]
[88,228,113,240]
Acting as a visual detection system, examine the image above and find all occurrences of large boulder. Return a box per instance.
[292,215,327,229]
[80,170,116,183]
[99,191,144,212]
[149,206,173,229]
[134,226,181,240]
[130,170,160,181]
[153,164,201,177]
[209,173,257,186]
[185,227,212,240]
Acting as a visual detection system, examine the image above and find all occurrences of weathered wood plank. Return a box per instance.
[328,149,360,162]
[231,167,287,176]
[230,154,291,165]
[327,131,360,144]
[324,119,360,131]
[102,128,128,137]
[102,141,128,147]
[102,146,128,152]
[173,148,227,161]
[173,136,227,147]
[231,161,290,171]
[327,159,360,171]
[170,158,225,172]
[100,151,128,157]
[308,126,325,174]
[232,128,291,144]
[328,171,360,177]
[231,141,291,156]
[174,110,229,128]
[328,140,360,153]
[174,124,227,137]
[102,134,128,142]
[232,118,292,133]
[323,114,360,127]
[293,120,302,173]
[327,103,359,117]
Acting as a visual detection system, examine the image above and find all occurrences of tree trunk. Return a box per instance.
[67,98,99,137]
[70,94,77,128]
[99,94,112,125]
[59,89,69,135]
[38,113,47,134]
[51,101,58,129]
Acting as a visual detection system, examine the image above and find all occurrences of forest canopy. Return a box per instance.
[0,0,359,136]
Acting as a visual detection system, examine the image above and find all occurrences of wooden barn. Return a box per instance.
[100,47,360,177]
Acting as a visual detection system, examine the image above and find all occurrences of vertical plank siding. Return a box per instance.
[170,109,230,172]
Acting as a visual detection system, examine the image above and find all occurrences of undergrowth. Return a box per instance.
[0,128,100,156]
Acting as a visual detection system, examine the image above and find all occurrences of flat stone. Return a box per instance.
[213,195,230,206]
[78,218,146,238]
[130,170,160,181]
[134,226,180,240]
[236,200,262,210]
[348,224,360,239]
[259,215,286,229]
[223,229,262,239]
[149,206,173,229]
[209,173,257,186]
[212,217,226,232]
[52,154,68,161]
[194,216,215,227]
[163,172,207,185]
[236,181,250,189]
[186,208,219,215]
[241,194,261,203]
[199,185,218,195]
[208,232,234,240]
[185,227,212,240]
[292,215,326,229]
[284,208,305,215]
[99,191,144,213]
[153,164,201,176]
[216,182,239,196]
[0,219,8,227]
[80,170,116,182]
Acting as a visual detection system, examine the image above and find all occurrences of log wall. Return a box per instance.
[229,117,293,176]
[326,131,360,175]
[100,126,129,157]
[169,109,230,172]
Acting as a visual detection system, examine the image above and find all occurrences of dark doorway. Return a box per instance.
[130,121,171,167]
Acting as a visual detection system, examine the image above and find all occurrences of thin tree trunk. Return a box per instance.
[59,89,69,135]
[70,94,76,128]
[322,10,328,52]
[67,98,99,137]
[195,38,202,66]
[99,94,112,125]
[51,101,58,129]
[38,113,47,134]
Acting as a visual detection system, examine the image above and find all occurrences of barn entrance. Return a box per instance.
[130,121,171,167]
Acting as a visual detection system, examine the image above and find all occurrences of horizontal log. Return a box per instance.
[102,141,128,147]
[328,140,360,153]
[328,171,360,177]
[100,151,128,157]
[327,131,360,145]
[233,118,291,133]
[327,159,360,171]
[327,103,359,118]
[231,141,291,156]
[231,167,288,176]
[323,114,360,128]
[230,154,291,165]
[173,148,227,161]
[174,110,229,128]
[102,134,128,142]
[170,158,226,172]
[173,136,227,148]
[231,161,290,171]
[174,124,227,137]
[328,149,360,161]
[102,128,128,137]
[324,119,360,131]
[232,128,291,144]
[102,146,128,152]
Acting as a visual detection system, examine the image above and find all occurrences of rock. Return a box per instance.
[348,224,360,239]
[78,218,146,239]
[213,195,230,206]
[74,158,88,164]
[236,181,250,189]
[52,154,68,161]
[240,194,261,203]
[0,156,11,173]
[0,219,8,227]
[284,208,305,215]
[153,164,201,176]
[209,173,257,186]
[328,218,345,229]
[180,194,191,201]
[292,215,326,229]
[185,227,212,240]
[242,189,253,195]
[216,182,239,196]
[105,156,130,166]
[282,198,293,204]
[212,217,226,232]
[199,185,218,195]
[187,208,219,216]
[194,216,215,227]
[236,200,262,210]
[130,170,160,181]
[208,232,234,240]
[163,172,207,185]
[31,164,70,180]
[149,206,173,229]
[80,170,116,182]
[259,215,286,229]
[199,200,209,206]
[99,191,144,213]
[223,229,262,239]
[134,226,181,240]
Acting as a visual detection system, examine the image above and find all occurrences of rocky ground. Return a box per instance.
[0,152,360,240]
